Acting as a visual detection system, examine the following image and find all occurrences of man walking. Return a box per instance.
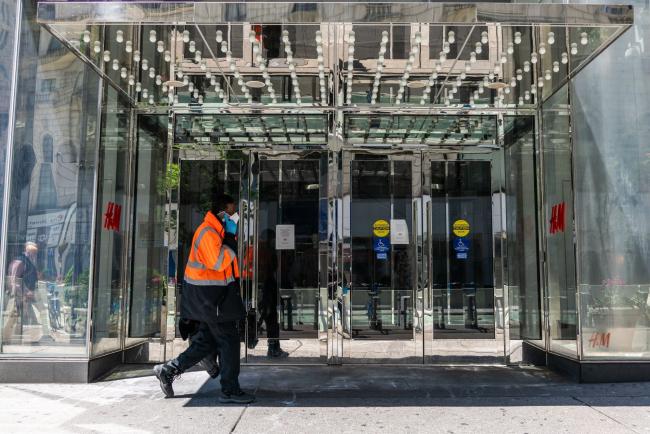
[153,194,254,404]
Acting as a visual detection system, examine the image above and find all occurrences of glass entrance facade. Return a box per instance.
[0,1,649,382]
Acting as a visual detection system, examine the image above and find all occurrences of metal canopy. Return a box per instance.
[37,2,633,26]
[35,1,633,149]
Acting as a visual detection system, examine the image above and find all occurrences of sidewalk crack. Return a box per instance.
[230,405,247,433]
[571,396,640,434]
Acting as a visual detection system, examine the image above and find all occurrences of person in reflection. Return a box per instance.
[154,194,254,404]
[257,229,288,358]
[3,242,40,341]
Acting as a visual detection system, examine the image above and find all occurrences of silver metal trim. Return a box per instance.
[0,0,23,355]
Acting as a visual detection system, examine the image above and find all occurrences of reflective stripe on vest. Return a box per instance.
[184,276,235,286]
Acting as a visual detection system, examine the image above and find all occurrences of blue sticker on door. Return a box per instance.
[453,237,471,259]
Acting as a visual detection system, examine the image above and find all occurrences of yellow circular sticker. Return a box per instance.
[373,219,390,237]
[452,219,470,237]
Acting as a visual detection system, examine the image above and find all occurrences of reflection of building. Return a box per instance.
[0,2,648,383]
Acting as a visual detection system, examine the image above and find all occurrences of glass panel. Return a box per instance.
[572,26,650,360]
[176,159,241,332]
[1,10,98,355]
[350,159,413,339]
[256,160,320,353]
[504,116,541,341]
[0,1,17,233]
[432,161,495,338]
[128,115,168,341]
[91,86,131,357]
[542,85,577,357]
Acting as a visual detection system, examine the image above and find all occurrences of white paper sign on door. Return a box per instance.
[390,219,409,244]
[275,224,295,250]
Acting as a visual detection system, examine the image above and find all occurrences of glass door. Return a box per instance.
[423,155,505,362]
[245,152,329,363]
[340,151,423,363]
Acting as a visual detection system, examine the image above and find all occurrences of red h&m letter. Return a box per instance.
[549,202,566,234]
[103,202,122,231]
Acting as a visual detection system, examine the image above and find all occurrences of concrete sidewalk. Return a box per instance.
[1,365,649,433]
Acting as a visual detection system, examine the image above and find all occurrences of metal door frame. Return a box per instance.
[421,150,507,363]
[339,149,424,363]
[245,149,331,363]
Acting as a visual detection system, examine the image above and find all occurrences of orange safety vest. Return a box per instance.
[184,211,239,286]
[241,245,254,280]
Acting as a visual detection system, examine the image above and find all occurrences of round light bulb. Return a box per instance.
[381,31,389,45]
[494,63,501,74]
[149,67,155,78]
[189,41,196,53]
[128,74,135,86]
[135,82,141,92]
[507,42,514,54]
[149,30,156,43]
[221,41,228,53]
[538,77,544,88]
[83,30,91,43]
[514,31,522,45]
[470,52,477,63]
[156,75,162,85]
[182,30,190,43]
[195,51,201,62]
[157,41,164,53]
[475,42,482,54]
[141,59,148,70]
[193,89,199,98]
[524,91,530,101]
[510,77,517,87]
[539,43,546,55]
[580,32,588,46]
[149,95,154,105]
[488,71,495,80]
[435,61,442,72]
[447,31,454,44]
[553,61,560,73]
[120,67,127,78]
[500,52,507,64]
[545,70,551,81]
[249,31,256,44]
[481,31,488,44]
[548,32,555,45]
[571,42,578,55]
[162,84,168,93]
[531,52,538,64]
[125,40,133,53]
[93,41,101,53]
[504,87,511,95]
[315,31,323,44]
[561,52,569,64]
[133,50,140,62]
[516,69,523,81]
[164,50,171,62]
[443,41,450,54]
[142,89,148,98]
[348,31,355,44]
[523,61,530,72]
[103,50,111,62]
[112,59,119,71]
[519,96,524,105]
[188,82,194,92]
[439,51,447,62]
[465,61,471,73]
[116,30,124,43]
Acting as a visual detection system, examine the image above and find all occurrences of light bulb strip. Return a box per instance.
[193,25,244,105]
[345,30,355,105]
[282,30,302,105]
[431,26,476,107]
[370,30,389,105]
[315,30,327,106]
[252,38,277,104]
[395,32,420,105]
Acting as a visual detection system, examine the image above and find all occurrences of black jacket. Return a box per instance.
[180,279,245,325]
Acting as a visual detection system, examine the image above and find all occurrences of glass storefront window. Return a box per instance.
[504,116,542,342]
[572,25,650,359]
[90,86,131,357]
[542,85,578,358]
[1,4,99,355]
[128,115,168,342]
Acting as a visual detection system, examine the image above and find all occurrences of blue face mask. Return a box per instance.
[222,213,238,235]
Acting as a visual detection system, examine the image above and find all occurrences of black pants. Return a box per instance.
[171,321,241,393]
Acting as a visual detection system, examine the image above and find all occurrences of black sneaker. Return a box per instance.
[199,356,220,379]
[267,346,289,358]
[219,390,256,404]
[153,363,180,398]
